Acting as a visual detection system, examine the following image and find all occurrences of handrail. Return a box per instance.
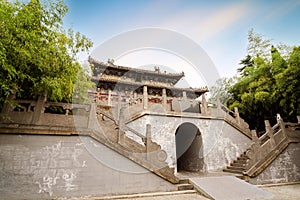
[96,108,116,124]
[244,117,290,177]
[123,125,146,140]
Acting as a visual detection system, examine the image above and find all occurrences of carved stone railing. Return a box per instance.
[1,95,91,129]
[244,114,293,177]
[0,95,178,183]
[208,102,251,138]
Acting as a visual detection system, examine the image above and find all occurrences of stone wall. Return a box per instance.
[249,143,300,185]
[0,134,177,199]
[127,115,252,172]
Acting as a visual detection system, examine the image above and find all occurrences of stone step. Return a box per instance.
[227,165,246,171]
[240,155,249,159]
[233,160,247,165]
[178,179,190,184]
[223,168,244,174]
[230,162,246,167]
[177,183,194,191]
[237,157,248,161]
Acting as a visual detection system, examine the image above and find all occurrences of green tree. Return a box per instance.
[228,31,299,130]
[0,0,93,106]
[209,77,236,106]
[274,47,300,120]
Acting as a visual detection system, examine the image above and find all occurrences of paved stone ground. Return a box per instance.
[259,184,300,200]
[105,184,300,200]
[62,183,300,200]
[117,193,209,200]
[189,176,273,200]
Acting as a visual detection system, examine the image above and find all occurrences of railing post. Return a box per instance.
[162,88,167,108]
[108,89,112,106]
[201,94,207,114]
[118,106,125,144]
[88,103,97,130]
[234,107,241,125]
[146,124,152,161]
[31,92,47,124]
[182,91,187,101]
[297,116,300,124]
[1,93,16,114]
[249,130,260,165]
[251,129,259,144]
[143,85,148,110]
[276,113,286,136]
[265,120,276,147]
[133,91,137,99]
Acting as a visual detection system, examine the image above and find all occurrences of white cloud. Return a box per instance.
[157,2,250,42]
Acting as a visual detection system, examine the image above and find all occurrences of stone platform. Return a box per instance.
[189,176,273,200]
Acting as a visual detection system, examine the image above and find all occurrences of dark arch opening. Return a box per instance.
[175,122,203,172]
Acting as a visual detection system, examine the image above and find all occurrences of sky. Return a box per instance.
[64,0,300,88]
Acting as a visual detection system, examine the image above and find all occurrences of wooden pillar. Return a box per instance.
[162,88,167,108]
[108,89,112,106]
[265,120,276,147]
[143,85,148,110]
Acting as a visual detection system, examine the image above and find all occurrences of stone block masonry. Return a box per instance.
[0,134,177,199]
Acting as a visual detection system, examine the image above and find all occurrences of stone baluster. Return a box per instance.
[234,107,241,125]
[201,94,207,114]
[276,113,286,137]
[249,130,260,164]
[162,88,167,108]
[143,85,148,110]
[118,106,125,144]
[1,93,16,114]
[182,91,187,101]
[31,92,47,124]
[133,91,137,99]
[265,120,276,147]
[108,89,112,106]
[146,124,152,161]
[297,116,300,124]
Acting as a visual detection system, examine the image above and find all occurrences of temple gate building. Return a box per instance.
[0,58,299,199]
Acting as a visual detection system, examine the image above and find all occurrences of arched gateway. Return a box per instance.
[175,122,203,172]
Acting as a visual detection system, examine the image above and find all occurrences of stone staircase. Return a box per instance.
[176,179,194,191]
[95,107,180,184]
[223,116,300,180]
[223,150,249,176]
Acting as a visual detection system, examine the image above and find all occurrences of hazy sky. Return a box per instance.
[64,0,300,87]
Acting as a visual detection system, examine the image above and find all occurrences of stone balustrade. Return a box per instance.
[1,95,91,129]
[244,114,296,177]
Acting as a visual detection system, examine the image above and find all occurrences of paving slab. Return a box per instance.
[189,176,273,200]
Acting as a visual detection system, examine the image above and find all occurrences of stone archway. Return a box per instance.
[175,122,203,172]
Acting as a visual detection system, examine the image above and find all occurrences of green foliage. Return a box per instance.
[209,77,236,106]
[227,30,299,130]
[0,0,93,105]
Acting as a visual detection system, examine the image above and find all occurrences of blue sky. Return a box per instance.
[64,0,300,86]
